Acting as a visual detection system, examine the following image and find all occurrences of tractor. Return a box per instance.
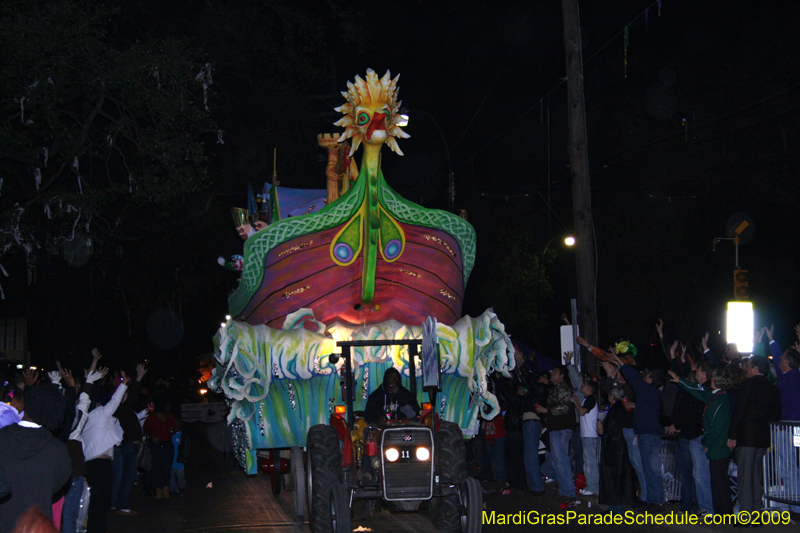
[305,339,482,533]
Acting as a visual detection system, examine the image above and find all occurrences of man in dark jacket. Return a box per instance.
[0,384,71,533]
[613,353,665,509]
[364,367,420,422]
[727,355,782,513]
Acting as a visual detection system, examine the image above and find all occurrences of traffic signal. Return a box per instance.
[734,270,749,300]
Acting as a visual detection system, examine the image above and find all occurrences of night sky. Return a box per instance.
[2,0,799,376]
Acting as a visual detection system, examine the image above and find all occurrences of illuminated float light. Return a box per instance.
[385,448,399,462]
[416,447,430,461]
[16,364,23,369]
[199,388,208,395]
[422,402,432,411]
[397,114,409,127]
[727,301,754,353]
[564,236,576,246]
[220,323,226,328]
[225,315,231,321]
[334,405,347,415]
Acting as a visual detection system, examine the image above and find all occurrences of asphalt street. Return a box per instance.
[104,423,796,533]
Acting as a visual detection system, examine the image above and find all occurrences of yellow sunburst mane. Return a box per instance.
[334,69,409,156]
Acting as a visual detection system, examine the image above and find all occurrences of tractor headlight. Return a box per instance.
[385,447,399,462]
[415,447,430,461]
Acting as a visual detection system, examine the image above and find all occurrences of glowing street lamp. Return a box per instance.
[726,301,754,354]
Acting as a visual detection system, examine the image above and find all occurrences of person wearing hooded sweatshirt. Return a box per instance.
[81,373,129,533]
[0,384,71,533]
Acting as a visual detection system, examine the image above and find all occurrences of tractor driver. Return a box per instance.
[364,367,420,422]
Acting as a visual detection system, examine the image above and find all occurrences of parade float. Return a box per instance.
[209,70,514,492]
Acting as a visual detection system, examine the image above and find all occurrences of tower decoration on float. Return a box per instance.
[209,69,515,474]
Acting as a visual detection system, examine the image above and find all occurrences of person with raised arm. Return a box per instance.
[81,352,129,533]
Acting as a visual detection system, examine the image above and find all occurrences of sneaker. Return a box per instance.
[544,477,555,484]
[116,509,138,516]
[579,488,595,496]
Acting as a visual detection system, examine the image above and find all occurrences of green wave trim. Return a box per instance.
[379,177,476,283]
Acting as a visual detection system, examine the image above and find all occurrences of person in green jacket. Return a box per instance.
[669,368,734,515]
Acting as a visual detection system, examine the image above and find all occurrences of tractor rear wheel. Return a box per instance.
[307,425,347,533]
[429,421,468,531]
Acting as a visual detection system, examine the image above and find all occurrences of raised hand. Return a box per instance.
[47,370,61,385]
[61,369,76,388]
[701,332,710,351]
[561,313,571,325]
[766,324,775,342]
[121,373,131,386]
[23,368,39,387]
[602,361,618,377]
[755,327,765,344]
[668,370,680,383]
[656,319,664,337]
[563,350,574,364]
[669,340,679,359]
[136,363,148,381]
[576,336,589,348]
[89,348,102,373]
[795,323,800,342]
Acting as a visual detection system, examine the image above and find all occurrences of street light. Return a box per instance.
[399,108,455,213]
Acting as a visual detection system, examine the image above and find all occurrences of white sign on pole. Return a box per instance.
[181,402,228,423]
[560,325,579,367]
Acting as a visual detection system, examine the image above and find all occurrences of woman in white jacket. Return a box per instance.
[81,374,128,533]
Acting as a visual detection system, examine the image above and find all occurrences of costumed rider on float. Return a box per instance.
[364,368,420,423]
[218,207,269,272]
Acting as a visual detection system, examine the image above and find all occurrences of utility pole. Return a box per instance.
[562,0,598,375]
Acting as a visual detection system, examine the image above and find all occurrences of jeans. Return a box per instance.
[638,434,664,505]
[523,420,544,491]
[689,436,714,513]
[170,468,186,492]
[61,476,84,533]
[582,437,600,493]
[550,429,574,498]
[489,437,506,483]
[677,438,696,512]
[624,428,647,502]
[148,440,175,489]
[112,442,140,510]
[572,429,584,475]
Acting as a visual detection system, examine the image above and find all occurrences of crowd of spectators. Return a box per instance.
[0,350,189,533]
[476,318,800,517]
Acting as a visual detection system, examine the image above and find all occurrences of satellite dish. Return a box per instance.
[725,212,755,245]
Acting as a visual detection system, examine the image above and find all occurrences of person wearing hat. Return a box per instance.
[231,207,256,240]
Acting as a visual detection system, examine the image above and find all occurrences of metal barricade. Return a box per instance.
[763,421,800,507]
[660,437,681,503]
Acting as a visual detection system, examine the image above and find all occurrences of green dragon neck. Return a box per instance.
[360,143,382,302]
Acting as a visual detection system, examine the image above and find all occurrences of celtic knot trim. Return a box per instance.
[380,179,476,283]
